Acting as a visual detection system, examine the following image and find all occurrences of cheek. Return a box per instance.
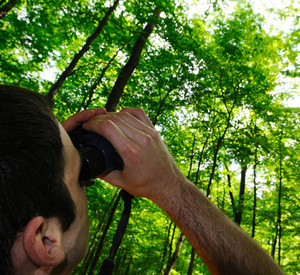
[77,190,90,251]
[65,190,90,269]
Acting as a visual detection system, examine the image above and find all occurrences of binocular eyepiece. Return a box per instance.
[69,127,124,181]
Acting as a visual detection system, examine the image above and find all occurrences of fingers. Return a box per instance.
[79,107,182,199]
[83,108,156,139]
[82,113,146,158]
[62,108,107,132]
[120,108,154,128]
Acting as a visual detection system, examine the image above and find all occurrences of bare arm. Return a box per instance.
[154,178,283,275]
[80,108,283,275]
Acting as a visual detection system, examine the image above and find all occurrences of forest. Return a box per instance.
[0,0,299,274]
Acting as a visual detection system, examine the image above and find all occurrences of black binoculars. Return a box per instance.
[69,127,124,181]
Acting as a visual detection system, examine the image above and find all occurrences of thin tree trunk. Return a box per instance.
[152,88,172,126]
[271,224,278,259]
[79,189,119,274]
[159,220,173,274]
[227,169,238,221]
[206,113,233,197]
[124,256,132,275]
[168,223,176,261]
[87,192,122,275]
[0,0,19,19]
[206,79,239,197]
[47,0,120,99]
[195,134,209,187]
[105,6,161,112]
[251,146,258,238]
[79,49,119,111]
[164,233,185,275]
[271,132,283,265]
[114,248,127,275]
[277,137,283,265]
[235,165,247,225]
[226,163,247,225]
[187,247,196,275]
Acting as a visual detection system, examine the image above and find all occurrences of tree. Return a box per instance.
[0,0,19,19]
[0,0,298,273]
[47,0,120,100]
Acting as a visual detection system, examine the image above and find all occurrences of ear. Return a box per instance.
[23,216,65,269]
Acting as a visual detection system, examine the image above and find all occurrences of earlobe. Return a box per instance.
[23,216,65,269]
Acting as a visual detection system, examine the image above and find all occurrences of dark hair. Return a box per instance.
[0,85,76,274]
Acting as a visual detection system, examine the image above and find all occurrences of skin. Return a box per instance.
[81,108,284,275]
[12,107,283,274]
[51,124,90,274]
[11,124,89,275]
[11,109,106,275]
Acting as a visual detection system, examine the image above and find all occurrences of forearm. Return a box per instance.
[152,178,284,275]
[80,108,284,275]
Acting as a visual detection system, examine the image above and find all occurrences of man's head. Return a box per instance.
[0,85,90,274]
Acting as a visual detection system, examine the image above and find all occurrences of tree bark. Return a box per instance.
[235,165,247,225]
[47,0,120,100]
[0,0,19,19]
[79,50,119,111]
[164,233,185,275]
[206,77,239,197]
[159,220,173,274]
[168,223,176,261]
[277,136,283,266]
[227,169,237,219]
[87,191,122,275]
[252,146,258,238]
[272,131,283,265]
[79,190,119,275]
[105,6,161,112]
[152,88,173,126]
[206,108,235,197]
[187,247,196,275]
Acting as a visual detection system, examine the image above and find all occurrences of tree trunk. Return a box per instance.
[47,0,120,100]
[159,220,173,274]
[187,247,196,275]
[206,81,239,197]
[195,134,209,187]
[251,146,258,238]
[164,233,185,275]
[152,88,173,126]
[226,164,238,221]
[79,49,119,111]
[272,132,283,265]
[271,223,278,259]
[277,136,283,265]
[168,223,176,262]
[0,0,19,19]
[87,191,122,275]
[124,256,132,275]
[79,190,119,274]
[235,165,247,225]
[114,248,127,275]
[226,164,247,225]
[105,6,161,112]
[206,112,234,197]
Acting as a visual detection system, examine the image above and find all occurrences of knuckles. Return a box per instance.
[122,143,140,161]
[139,134,152,146]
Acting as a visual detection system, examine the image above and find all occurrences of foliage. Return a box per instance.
[0,0,299,274]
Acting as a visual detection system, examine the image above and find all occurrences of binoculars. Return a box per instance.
[69,127,124,181]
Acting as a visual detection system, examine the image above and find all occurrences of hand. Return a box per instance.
[82,108,185,200]
[62,108,107,132]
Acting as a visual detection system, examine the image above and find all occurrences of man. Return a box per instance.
[0,85,283,274]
